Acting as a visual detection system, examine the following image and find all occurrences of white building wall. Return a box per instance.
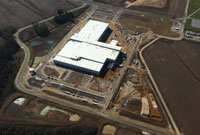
[53,20,121,75]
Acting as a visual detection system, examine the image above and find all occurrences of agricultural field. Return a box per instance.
[117,12,179,37]
[0,0,77,28]
[94,0,187,18]
[17,0,77,18]
[143,39,200,135]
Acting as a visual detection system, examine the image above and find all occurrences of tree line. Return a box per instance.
[0,26,19,94]
[0,125,97,135]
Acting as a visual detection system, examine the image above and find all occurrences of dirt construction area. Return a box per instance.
[0,93,144,135]
[143,39,200,135]
[94,0,187,18]
[0,0,77,28]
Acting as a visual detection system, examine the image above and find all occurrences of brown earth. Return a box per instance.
[0,0,76,28]
[118,12,179,37]
[0,93,76,124]
[125,0,167,8]
[117,127,142,135]
[0,93,146,134]
[45,110,69,121]
[143,39,200,135]
[94,0,187,18]
[17,0,77,18]
[44,67,60,78]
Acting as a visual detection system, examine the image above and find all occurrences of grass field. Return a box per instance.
[185,19,200,32]
[188,0,200,15]
[191,10,200,19]
[143,39,200,135]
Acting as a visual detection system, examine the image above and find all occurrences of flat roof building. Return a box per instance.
[53,20,121,76]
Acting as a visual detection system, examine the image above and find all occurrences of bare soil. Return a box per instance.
[143,39,200,135]
[66,71,84,85]
[1,93,75,124]
[60,71,68,80]
[0,0,76,28]
[125,0,167,8]
[44,67,60,78]
[94,0,187,18]
[0,93,146,134]
[117,127,142,135]
[45,110,69,121]
[118,13,179,37]
[17,0,77,18]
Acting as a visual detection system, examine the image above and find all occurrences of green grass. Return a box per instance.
[185,19,200,32]
[191,10,200,19]
[188,0,200,15]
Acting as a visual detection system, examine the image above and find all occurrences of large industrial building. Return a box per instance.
[53,20,121,76]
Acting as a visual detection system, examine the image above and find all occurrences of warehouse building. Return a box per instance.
[53,20,121,76]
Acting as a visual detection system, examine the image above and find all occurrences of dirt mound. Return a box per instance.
[125,0,167,8]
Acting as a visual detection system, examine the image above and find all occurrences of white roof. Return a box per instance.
[54,20,121,73]
[70,35,121,51]
[78,20,109,41]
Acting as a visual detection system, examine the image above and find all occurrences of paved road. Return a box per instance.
[14,3,176,135]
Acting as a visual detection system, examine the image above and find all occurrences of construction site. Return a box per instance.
[0,0,197,134]
[112,65,164,124]
[26,17,140,109]
[19,4,171,134]
[26,18,166,127]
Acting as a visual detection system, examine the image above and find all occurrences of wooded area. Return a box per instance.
[0,124,97,135]
[0,26,22,106]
